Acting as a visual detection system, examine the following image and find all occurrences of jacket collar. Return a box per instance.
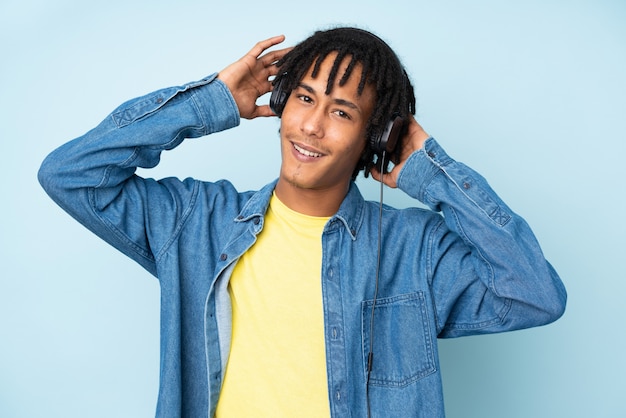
[235,180,365,241]
[327,182,364,241]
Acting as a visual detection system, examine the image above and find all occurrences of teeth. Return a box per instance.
[293,143,323,158]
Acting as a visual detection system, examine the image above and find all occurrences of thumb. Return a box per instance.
[251,104,278,119]
[370,164,399,188]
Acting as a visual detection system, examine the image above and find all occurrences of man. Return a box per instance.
[39,27,566,417]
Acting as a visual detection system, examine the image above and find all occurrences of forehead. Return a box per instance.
[309,52,362,89]
[305,52,375,100]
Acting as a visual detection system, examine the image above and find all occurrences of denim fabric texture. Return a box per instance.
[39,74,567,418]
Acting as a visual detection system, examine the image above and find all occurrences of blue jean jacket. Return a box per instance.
[39,73,566,418]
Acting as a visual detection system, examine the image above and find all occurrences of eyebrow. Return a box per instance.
[297,82,361,112]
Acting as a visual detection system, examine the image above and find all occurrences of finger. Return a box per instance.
[259,81,275,97]
[259,46,294,67]
[370,166,383,183]
[247,35,286,60]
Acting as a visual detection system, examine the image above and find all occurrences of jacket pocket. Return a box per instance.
[361,291,436,387]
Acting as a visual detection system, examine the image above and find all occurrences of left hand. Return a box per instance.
[370,115,430,188]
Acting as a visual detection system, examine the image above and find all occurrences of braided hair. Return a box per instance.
[274,27,416,179]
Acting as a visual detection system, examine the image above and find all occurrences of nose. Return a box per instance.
[300,106,325,138]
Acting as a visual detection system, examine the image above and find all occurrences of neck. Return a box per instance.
[274,179,350,217]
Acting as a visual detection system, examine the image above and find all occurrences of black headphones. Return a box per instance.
[269,74,405,170]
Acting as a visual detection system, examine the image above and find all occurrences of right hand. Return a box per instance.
[217,35,292,119]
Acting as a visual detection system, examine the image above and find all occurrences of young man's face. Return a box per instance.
[278,53,375,195]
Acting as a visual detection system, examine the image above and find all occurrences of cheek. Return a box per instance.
[344,135,367,159]
[278,119,296,148]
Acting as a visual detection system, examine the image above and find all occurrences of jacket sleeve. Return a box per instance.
[397,138,567,337]
[38,74,240,276]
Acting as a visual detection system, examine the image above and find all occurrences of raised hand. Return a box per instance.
[217,35,292,119]
[370,115,430,188]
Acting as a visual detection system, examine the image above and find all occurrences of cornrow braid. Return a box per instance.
[274,27,416,179]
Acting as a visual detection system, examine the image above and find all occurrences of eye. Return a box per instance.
[296,94,313,104]
[334,109,352,120]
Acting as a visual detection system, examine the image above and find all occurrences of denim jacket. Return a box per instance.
[39,73,566,418]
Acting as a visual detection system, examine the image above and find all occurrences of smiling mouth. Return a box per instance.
[293,143,323,158]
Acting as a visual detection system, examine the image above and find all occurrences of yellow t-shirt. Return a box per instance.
[215,193,331,417]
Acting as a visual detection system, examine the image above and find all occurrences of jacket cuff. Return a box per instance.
[396,137,452,203]
[189,73,241,134]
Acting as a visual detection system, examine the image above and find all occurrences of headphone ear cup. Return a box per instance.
[270,75,289,116]
[371,115,404,173]
[374,115,404,154]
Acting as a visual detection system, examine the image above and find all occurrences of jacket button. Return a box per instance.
[219,253,227,261]
[254,218,260,225]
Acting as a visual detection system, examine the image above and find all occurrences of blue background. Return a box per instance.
[1,0,624,417]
